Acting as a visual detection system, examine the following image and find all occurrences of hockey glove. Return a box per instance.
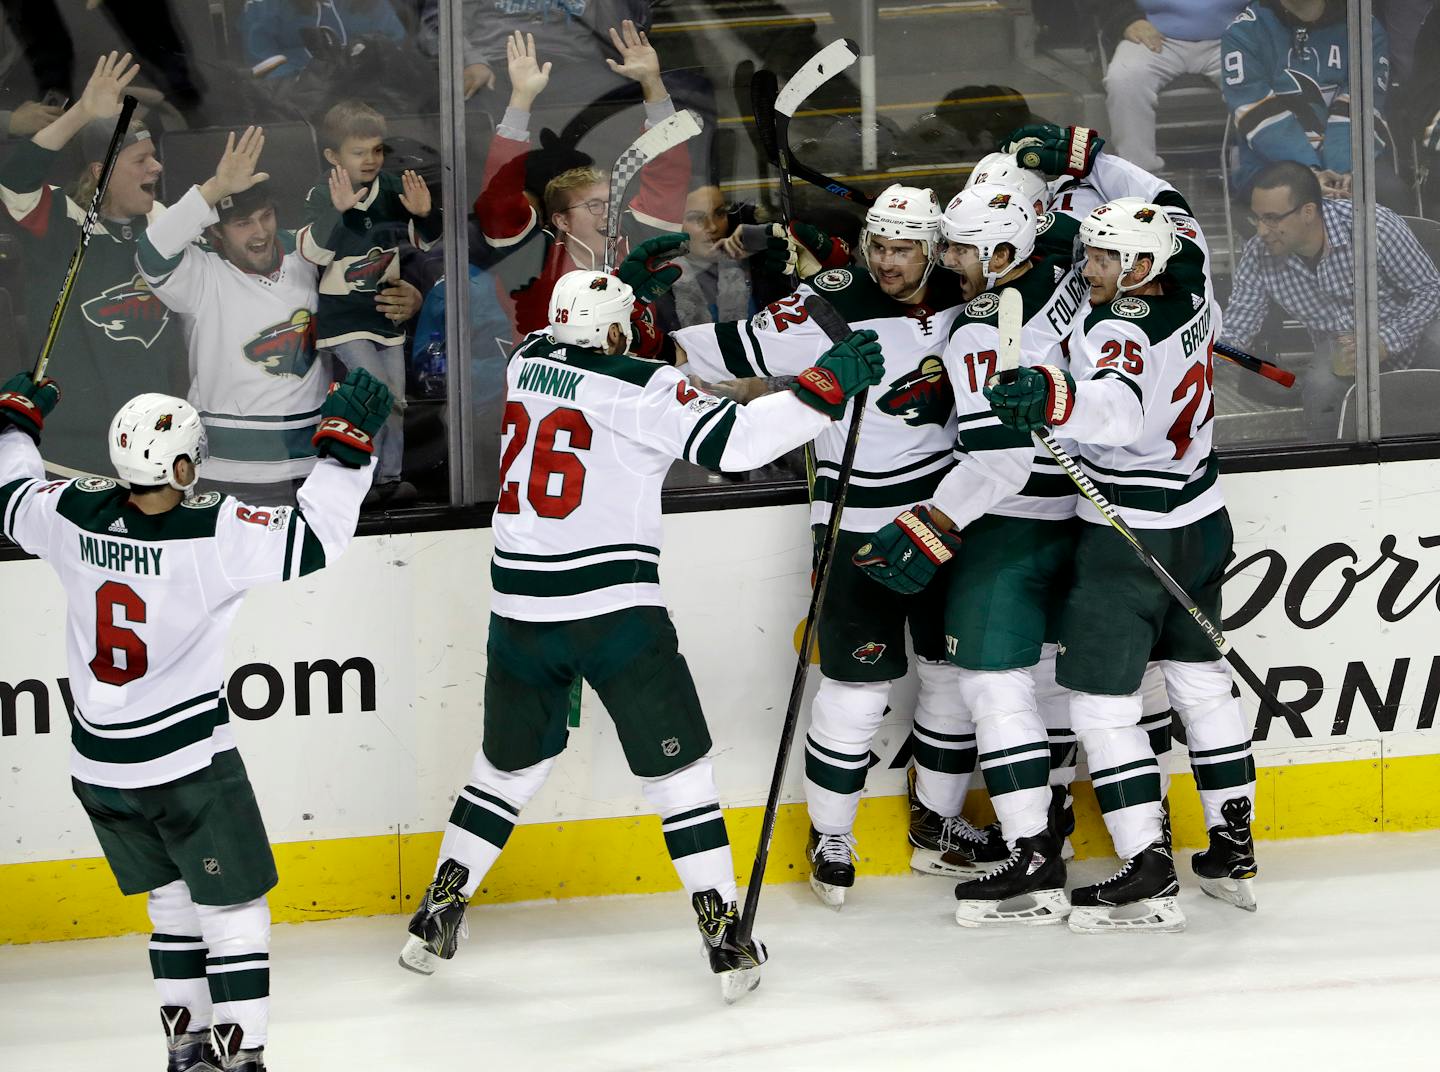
[791,328,884,419]
[629,301,676,363]
[1004,124,1105,180]
[0,372,60,444]
[983,365,1075,433]
[852,506,961,595]
[312,367,393,468]
[618,232,689,302]
[731,222,848,279]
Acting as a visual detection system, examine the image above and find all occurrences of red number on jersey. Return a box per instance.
[1097,338,1145,375]
[675,380,700,405]
[235,506,272,527]
[1166,339,1216,460]
[766,295,811,332]
[962,350,998,392]
[496,403,593,518]
[90,580,148,686]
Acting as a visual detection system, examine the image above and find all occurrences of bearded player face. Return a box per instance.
[211,205,281,275]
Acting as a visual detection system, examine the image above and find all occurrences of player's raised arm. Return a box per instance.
[215,369,389,591]
[0,373,64,557]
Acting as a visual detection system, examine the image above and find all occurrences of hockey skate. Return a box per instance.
[399,858,471,975]
[807,827,857,909]
[1068,839,1186,933]
[208,1024,264,1072]
[953,832,1070,927]
[909,775,1009,877]
[1049,785,1076,862]
[693,889,767,1004]
[161,1006,218,1072]
[1192,797,1258,912]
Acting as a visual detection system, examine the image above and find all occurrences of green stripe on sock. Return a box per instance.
[804,750,868,795]
[662,817,731,859]
[207,967,270,1004]
[150,945,206,980]
[911,737,976,775]
[448,795,515,850]
[1093,772,1163,813]
[1191,755,1257,792]
[980,755,1050,797]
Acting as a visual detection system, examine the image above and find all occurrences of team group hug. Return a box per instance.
[0,41,1258,1072]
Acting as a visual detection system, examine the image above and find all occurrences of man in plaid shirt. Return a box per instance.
[1222,160,1440,436]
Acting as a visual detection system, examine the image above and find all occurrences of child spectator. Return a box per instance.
[299,100,441,507]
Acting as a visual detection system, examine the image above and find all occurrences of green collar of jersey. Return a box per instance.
[57,482,222,541]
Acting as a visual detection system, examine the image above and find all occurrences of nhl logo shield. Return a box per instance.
[661,737,681,757]
[203,857,222,875]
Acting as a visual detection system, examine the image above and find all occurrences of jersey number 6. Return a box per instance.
[497,402,593,518]
[90,580,148,686]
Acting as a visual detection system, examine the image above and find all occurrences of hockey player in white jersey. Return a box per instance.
[0,366,390,1068]
[399,269,884,1001]
[672,186,1008,906]
[986,200,1258,932]
[852,184,1088,926]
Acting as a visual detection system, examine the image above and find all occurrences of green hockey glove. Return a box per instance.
[852,506,962,595]
[1009,125,1105,180]
[983,364,1076,433]
[0,372,60,444]
[312,367,393,468]
[791,328,884,419]
[618,232,689,302]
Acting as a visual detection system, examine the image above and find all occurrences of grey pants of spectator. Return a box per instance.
[1309,318,1440,437]
[325,340,406,484]
[1104,37,1223,172]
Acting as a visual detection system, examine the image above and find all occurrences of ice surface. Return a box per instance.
[3,832,1439,1070]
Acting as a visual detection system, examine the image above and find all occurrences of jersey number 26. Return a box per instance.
[497,402,593,518]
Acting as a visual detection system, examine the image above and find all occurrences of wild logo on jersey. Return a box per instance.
[80,274,171,347]
[244,309,317,378]
[876,355,953,427]
[341,247,396,292]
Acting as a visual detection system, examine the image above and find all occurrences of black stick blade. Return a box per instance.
[750,69,782,167]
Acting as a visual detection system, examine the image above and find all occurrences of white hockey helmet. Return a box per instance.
[108,394,206,492]
[1078,197,1177,291]
[939,183,1037,290]
[964,152,1050,216]
[548,269,635,352]
[859,183,941,296]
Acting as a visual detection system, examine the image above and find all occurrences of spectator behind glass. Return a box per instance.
[1221,161,1440,437]
[0,53,185,479]
[298,100,443,509]
[136,127,421,504]
[474,26,689,340]
[418,0,653,105]
[242,0,405,81]
[1097,0,1250,172]
[1220,0,1398,205]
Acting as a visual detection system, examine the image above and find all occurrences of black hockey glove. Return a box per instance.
[0,372,60,444]
[312,367,393,468]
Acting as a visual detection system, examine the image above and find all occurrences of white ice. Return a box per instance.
[4,832,1440,1070]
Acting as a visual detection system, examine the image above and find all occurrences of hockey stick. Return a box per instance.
[752,41,875,209]
[33,94,138,381]
[737,292,865,947]
[602,108,703,273]
[993,288,1302,723]
[1214,341,1296,388]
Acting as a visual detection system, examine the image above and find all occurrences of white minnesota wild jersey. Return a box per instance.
[492,333,828,622]
[1066,286,1224,530]
[674,268,963,533]
[137,186,329,484]
[0,428,369,788]
[931,256,1088,530]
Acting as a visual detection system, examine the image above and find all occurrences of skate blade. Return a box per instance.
[1068,897,1186,934]
[1199,874,1258,912]
[720,965,762,1004]
[909,846,995,879]
[954,889,1071,928]
[398,935,440,975]
[808,874,848,910]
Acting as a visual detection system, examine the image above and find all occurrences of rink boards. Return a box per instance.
[3,458,1440,943]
